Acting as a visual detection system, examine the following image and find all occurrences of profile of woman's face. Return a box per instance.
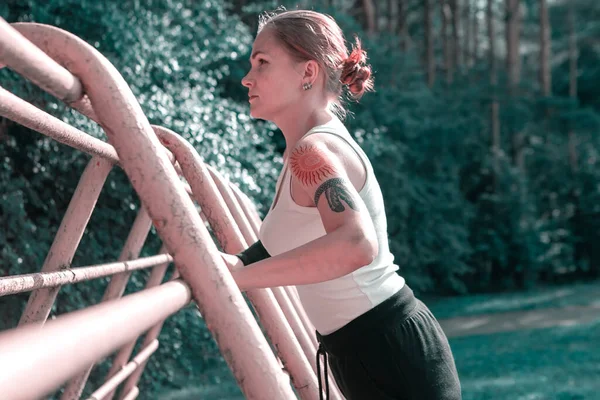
[241,28,305,121]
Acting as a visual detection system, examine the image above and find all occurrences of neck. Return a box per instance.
[274,105,334,157]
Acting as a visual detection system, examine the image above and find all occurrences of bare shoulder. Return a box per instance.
[290,132,366,193]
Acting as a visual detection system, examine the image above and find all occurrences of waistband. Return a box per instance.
[316,283,417,356]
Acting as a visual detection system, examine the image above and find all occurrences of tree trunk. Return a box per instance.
[441,0,453,83]
[506,0,521,87]
[398,0,410,50]
[450,0,460,69]
[387,0,395,32]
[488,0,500,170]
[233,0,246,13]
[472,0,479,65]
[464,0,471,68]
[363,0,377,36]
[506,0,523,168]
[539,0,551,97]
[425,0,435,87]
[568,1,578,172]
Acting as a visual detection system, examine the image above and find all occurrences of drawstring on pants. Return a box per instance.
[316,343,329,400]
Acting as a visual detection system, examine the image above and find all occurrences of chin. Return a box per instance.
[249,108,270,121]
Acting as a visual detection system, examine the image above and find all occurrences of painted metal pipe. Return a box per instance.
[152,126,247,254]
[86,340,159,400]
[154,126,319,399]
[106,245,171,400]
[0,18,83,103]
[205,164,256,246]
[0,254,171,297]
[232,184,343,400]
[120,387,139,400]
[62,207,155,399]
[231,188,320,350]
[0,280,192,400]
[0,88,184,170]
[18,156,113,326]
[9,22,294,398]
[229,190,318,371]
[0,86,119,163]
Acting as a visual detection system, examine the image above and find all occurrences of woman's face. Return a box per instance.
[241,28,305,121]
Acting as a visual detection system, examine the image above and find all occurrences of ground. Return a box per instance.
[431,281,600,400]
[156,281,600,400]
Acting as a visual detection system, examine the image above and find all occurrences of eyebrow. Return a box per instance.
[250,51,268,60]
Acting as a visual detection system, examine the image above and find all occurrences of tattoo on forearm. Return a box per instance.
[314,178,359,212]
[290,144,336,186]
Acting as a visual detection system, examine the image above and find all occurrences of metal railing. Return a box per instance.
[0,18,342,400]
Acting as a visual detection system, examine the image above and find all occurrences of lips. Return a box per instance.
[248,95,258,101]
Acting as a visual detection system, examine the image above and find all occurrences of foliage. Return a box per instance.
[1,0,279,397]
[2,0,600,397]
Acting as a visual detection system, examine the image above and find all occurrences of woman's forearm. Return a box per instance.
[232,224,377,291]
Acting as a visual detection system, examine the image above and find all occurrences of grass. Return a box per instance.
[153,281,600,399]
[424,281,600,320]
[450,320,600,400]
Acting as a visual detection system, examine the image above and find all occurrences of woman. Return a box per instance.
[220,9,462,400]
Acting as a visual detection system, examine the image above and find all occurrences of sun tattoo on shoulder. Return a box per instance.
[289,144,336,186]
[290,144,359,213]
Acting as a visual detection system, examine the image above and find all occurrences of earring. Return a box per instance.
[303,82,312,91]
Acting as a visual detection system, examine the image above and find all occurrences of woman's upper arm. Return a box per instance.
[288,136,369,234]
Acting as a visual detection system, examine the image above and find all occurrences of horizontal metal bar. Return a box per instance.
[19,156,114,326]
[0,280,192,400]
[0,254,173,297]
[87,340,159,400]
[0,19,83,103]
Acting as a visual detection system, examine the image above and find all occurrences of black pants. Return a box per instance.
[316,284,461,400]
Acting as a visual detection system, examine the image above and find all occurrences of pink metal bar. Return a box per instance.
[228,183,264,235]
[285,286,319,349]
[10,22,293,398]
[62,207,155,399]
[152,125,247,253]
[231,187,320,351]
[0,18,83,103]
[18,156,113,326]
[0,280,192,400]
[120,387,139,400]
[105,244,171,400]
[116,315,167,400]
[233,187,343,400]
[101,208,154,302]
[205,164,257,246]
[0,86,119,163]
[0,254,171,297]
[87,340,159,400]
[271,288,319,374]
[0,88,185,171]
[232,190,320,351]
[0,90,191,201]
[154,127,319,399]
[230,187,319,372]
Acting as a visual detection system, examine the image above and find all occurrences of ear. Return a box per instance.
[302,60,320,86]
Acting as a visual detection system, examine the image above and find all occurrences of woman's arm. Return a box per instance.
[232,136,378,291]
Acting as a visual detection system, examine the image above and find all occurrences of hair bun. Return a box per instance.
[340,38,373,99]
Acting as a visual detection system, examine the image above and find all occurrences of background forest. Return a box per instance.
[1,0,600,398]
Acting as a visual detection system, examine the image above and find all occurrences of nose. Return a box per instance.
[241,71,254,88]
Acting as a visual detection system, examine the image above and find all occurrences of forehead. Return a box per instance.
[251,28,286,56]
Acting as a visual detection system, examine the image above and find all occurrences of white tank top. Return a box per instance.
[259,118,405,334]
